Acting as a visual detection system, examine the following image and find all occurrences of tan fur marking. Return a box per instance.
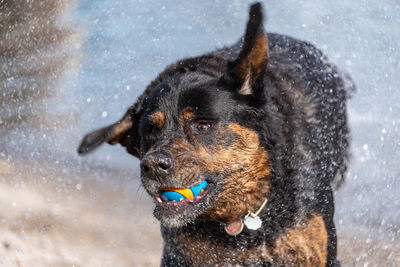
[178,107,196,137]
[106,114,132,144]
[273,214,328,266]
[238,73,252,95]
[178,214,328,266]
[179,107,195,124]
[203,123,271,222]
[152,111,165,130]
[236,34,268,82]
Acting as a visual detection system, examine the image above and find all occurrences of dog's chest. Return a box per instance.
[169,232,268,266]
[164,214,328,266]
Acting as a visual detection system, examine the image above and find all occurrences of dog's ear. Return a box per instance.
[78,111,139,157]
[221,2,268,96]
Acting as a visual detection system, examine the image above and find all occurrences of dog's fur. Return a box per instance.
[79,3,353,266]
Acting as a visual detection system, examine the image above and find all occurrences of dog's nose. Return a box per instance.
[140,152,173,179]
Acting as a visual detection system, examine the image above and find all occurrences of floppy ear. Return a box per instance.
[222,2,268,96]
[78,111,139,156]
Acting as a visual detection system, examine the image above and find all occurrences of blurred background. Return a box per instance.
[0,0,399,266]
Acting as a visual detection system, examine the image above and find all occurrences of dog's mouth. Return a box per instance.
[156,180,208,203]
[152,179,218,226]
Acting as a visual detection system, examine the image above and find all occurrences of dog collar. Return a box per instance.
[224,198,268,236]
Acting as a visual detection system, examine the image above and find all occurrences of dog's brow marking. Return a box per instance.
[178,214,327,266]
[152,111,165,129]
[178,107,196,136]
[179,107,196,123]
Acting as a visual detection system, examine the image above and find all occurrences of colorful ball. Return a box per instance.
[160,180,207,202]
[189,180,207,197]
[160,190,187,202]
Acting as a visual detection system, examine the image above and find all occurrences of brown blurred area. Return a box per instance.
[0,0,81,130]
[0,154,162,266]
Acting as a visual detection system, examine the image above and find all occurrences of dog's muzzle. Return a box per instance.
[140,152,173,181]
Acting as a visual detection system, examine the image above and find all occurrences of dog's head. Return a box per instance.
[79,3,273,228]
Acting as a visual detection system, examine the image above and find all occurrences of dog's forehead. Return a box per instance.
[145,72,235,121]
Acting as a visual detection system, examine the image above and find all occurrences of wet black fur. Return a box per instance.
[79,2,353,266]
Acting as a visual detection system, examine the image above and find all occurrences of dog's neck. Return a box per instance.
[224,197,268,236]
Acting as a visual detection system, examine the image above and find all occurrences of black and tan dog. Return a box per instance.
[79,3,352,266]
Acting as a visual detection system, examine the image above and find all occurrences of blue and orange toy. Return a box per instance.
[160,180,207,202]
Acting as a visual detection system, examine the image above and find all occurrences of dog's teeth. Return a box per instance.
[156,196,163,203]
[180,198,184,201]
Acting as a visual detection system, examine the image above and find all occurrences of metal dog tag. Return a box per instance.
[224,219,244,236]
[244,214,262,230]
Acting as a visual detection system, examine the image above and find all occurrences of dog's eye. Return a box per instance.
[196,122,211,132]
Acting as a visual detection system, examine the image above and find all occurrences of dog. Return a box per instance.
[78,2,352,266]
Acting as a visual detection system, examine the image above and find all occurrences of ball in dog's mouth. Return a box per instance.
[156,180,208,203]
[153,179,219,227]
